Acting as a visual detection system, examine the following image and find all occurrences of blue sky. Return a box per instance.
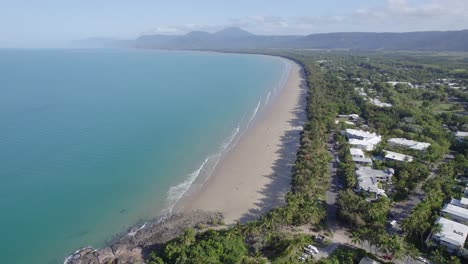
[0,0,467,47]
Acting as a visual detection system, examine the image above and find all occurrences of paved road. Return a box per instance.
[326,132,340,232]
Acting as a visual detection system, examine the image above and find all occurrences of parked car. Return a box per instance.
[305,245,319,254]
[388,220,397,228]
[416,256,430,263]
[314,235,325,243]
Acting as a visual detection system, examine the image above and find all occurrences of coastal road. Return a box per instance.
[326,132,341,232]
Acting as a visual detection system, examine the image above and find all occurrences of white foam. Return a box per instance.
[127,222,147,237]
[166,157,210,213]
[248,100,261,124]
[264,91,272,106]
[63,247,94,264]
[222,124,240,151]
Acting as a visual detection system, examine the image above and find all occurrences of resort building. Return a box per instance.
[432,217,468,253]
[386,81,414,88]
[355,167,394,197]
[345,129,382,151]
[369,98,393,108]
[383,150,414,162]
[441,204,468,224]
[455,131,468,140]
[350,148,373,165]
[356,167,394,182]
[337,114,360,121]
[451,198,468,209]
[388,138,431,151]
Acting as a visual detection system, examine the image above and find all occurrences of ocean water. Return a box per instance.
[0,49,288,264]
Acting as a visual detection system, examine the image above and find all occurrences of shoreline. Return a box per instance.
[174,59,306,224]
[65,55,307,263]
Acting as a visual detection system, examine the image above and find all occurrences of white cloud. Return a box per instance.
[144,0,468,36]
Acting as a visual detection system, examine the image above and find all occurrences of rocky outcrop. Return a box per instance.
[65,210,223,264]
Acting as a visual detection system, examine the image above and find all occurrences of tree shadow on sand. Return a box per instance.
[238,67,308,223]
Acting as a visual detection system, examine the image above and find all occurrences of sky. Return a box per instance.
[0,0,467,47]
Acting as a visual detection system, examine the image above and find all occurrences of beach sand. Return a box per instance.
[176,60,306,224]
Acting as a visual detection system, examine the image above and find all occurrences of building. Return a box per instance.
[383,150,414,162]
[455,131,468,140]
[350,148,373,165]
[441,204,468,224]
[359,257,381,264]
[345,129,382,151]
[451,198,468,209]
[386,81,414,88]
[356,167,394,182]
[345,129,379,140]
[355,167,394,197]
[388,138,431,151]
[432,217,468,253]
[370,98,393,108]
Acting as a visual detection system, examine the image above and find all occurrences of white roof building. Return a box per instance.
[441,204,468,224]
[383,150,414,162]
[455,131,468,139]
[451,198,468,209]
[345,129,379,140]
[350,148,373,164]
[370,98,393,108]
[355,167,394,197]
[356,167,394,182]
[387,81,414,88]
[388,138,431,151]
[433,217,468,252]
[345,129,382,151]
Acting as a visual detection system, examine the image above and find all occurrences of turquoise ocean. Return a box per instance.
[0,49,289,264]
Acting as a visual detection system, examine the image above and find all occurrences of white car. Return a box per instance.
[416,256,430,263]
[305,245,319,254]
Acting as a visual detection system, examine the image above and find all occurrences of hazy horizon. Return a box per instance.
[1,0,468,48]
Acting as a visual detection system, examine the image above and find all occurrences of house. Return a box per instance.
[350,148,373,165]
[359,257,381,264]
[451,198,468,209]
[355,167,394,197]
[345,129,382,151]
[383,150,414,162]
[345,129,379,140]
[432,217,468,253]
[441,204,468,224]
[356,167,394,182]
[455,131,468,140]
[387,81,414,88]
[388,138,431,151]
[370,98,393,108]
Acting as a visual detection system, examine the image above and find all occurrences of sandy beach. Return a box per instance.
[176,60,307,224]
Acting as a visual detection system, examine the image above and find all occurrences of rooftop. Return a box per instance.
[388,138,431,151]
[350,148,365,157]
[384,150,414,162]
[451,198,468,208]
[455,131,468,138]
[434,217,468,248]
[356,166,394,180]
[370,98,393,108]
[442,204,468,221]
[346,129,380,140]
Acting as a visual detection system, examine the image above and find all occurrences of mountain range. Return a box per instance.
[77,27,468,52]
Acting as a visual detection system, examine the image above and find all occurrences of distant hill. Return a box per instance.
[81,27,468,52]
